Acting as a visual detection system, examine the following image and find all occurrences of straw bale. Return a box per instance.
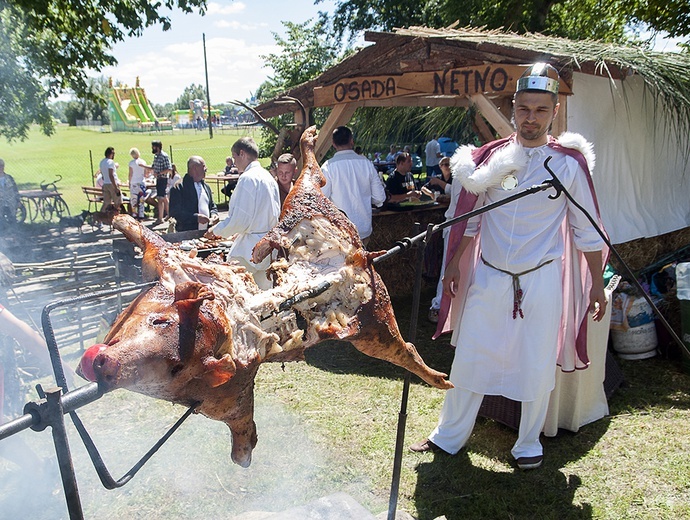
[369,207,446,297]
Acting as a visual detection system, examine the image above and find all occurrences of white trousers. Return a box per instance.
[428,387,550,459]
[430,228,450,310]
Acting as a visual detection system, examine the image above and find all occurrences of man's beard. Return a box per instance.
[517,122,550,142]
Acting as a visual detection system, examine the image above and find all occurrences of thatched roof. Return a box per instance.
[255,26,690,135]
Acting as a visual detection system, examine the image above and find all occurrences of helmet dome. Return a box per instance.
[516,63,560,95]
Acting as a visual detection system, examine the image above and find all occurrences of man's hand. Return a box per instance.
[589,281,607,322]
[583,251,607,322]
[197,214,210,225]
[442,262,460,298]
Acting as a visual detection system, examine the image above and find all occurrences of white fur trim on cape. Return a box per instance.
[555,131,596,173]
[451,141,527,195]
[451,132,595,195]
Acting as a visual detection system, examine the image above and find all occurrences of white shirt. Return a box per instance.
[212,161,280,269]
[195,181,210,230]
[464,145,604,273]
[425,139,441,167]
[321,150,386,240]
[129,158,147,186]
[99,157,117,185]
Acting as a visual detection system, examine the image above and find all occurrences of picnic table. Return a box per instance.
[206,173,240,202]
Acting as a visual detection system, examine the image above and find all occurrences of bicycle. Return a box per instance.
[38,175,71,221]
[14,202,27,224]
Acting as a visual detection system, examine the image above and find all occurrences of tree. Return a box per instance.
[258,19,344,156]
[62,76,111,126]
[260,19,343,98]
[175,84,208,110]
[318,0,690,44]
[1,0,207,142]
[153,103,175,119]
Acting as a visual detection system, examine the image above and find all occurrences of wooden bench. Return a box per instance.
[82,186,131,213]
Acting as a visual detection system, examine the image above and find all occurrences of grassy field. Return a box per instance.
[1,126,689,518]
[2,285,689,519]
[0,125,263,213]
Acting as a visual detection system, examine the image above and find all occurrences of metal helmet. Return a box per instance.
[516,62,560,95]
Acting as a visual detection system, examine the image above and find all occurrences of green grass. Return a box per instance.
[0,125,263,213]
[5,288,689,519]
[1,129,689,517]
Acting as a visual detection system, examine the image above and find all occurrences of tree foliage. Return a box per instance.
[318,0,690,44]
[63,76,111,126]
[258,19,344,156]
[259,19,342,101]
[175,84,208,110]
[1,0,207,141]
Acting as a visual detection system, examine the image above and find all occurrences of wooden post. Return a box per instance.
[552,93,568,137]
[314,103,359,162]
[469,94,513,138]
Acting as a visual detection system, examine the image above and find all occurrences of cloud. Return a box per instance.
[100,36,278,104]
[215,20,241,29]
[206,1,246,15]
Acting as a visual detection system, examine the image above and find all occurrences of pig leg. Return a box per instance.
[226,416,258,468]
[348,275,453,390]
[349,336,453,390]
[211,373,260,468]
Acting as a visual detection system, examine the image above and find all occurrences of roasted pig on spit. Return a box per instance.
[78,126,451,467]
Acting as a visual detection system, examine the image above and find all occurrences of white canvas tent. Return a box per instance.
[569,72,690,243]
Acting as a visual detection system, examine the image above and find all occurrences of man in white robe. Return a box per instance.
[209,137,280,290]
[411,63,608,470]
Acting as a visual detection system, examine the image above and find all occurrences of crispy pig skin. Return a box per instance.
[254,126,452,390]
[90,126,450,468]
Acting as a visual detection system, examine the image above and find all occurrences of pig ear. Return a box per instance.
[176,282,215,362]
[202,354,236,388]
[174,282,215,303]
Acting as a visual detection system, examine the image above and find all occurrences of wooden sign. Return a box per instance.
[313,64,571,107]
[313,75,419,107]
[399,64,572,96]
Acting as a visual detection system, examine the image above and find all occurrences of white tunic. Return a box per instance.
[321,150,386,240]
[212,161,280,271]
[451,145,604,401]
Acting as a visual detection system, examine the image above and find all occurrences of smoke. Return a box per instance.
[0,390,375,519]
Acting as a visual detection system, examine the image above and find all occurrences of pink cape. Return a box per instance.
[433,134,609,372]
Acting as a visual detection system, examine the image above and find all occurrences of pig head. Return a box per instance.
[85,280,261,467]
[79,216,282,467]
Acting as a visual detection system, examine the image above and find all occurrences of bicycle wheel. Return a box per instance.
[54,197,70,218]
[39,199,54,222]
[15,203,27,224]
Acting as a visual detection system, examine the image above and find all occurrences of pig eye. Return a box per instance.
[149,315,172,327]
[170,364,184,377]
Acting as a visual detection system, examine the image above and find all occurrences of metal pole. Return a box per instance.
[388,222,432,520]
[46,387,84,520]
[89,150,94,187]
[203,33,213,139]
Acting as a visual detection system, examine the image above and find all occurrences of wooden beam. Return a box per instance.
[473,113,495,143]
[360,96,471,108]
[314,103,359,162]
[469,94,514,138]
[552,93,568,137]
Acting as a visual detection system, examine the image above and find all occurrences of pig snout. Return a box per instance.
[77,343,121,389]
[92,351,121,389]
[77,343,108,381]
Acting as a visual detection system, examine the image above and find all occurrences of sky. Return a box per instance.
[97,2,684,108]
[99,0,340,106]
